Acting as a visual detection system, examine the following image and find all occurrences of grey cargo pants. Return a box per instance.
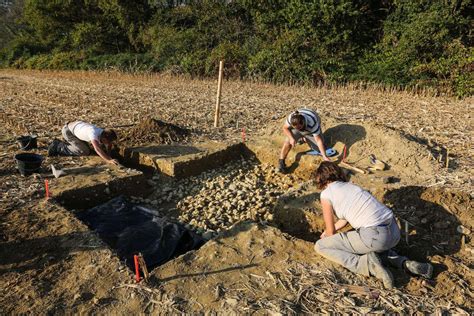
[314,219,403,276]
[60,124,91,156]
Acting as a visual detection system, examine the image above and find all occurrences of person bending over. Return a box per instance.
[313,161,433,289]
[279,109,329,173]
[48,121,119,165]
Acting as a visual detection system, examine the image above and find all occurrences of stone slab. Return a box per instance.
[120,142,248,178]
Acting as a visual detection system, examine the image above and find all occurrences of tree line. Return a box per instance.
[0,0,472,97]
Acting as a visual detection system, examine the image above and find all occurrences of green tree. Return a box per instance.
[356,0,473,96]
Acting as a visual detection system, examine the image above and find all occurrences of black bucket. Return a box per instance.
[14,153,43,176]
[17,135,38,150]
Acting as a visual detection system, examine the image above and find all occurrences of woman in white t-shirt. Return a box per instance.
[48,121,119,165]
[313,162,433,289]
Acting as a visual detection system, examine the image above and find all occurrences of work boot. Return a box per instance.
[277,159,286,173]
[47,139,61,157]
[404,260,433,279]
[368,252,394,289]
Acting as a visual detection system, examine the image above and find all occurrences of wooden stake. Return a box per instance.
[134,255,140,282]
[214,60,224,128]
[445,148,449,169]
[44,179,50,200]
[137,253,149,281]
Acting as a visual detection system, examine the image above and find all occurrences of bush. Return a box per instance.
[80,53,160,72]
[206,42,248,78]
[353,1,472,97]
[1,0,471,97]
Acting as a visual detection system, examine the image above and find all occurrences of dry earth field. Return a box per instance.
[0,70,473,314]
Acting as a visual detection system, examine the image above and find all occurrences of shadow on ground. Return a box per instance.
[0,231,103,274]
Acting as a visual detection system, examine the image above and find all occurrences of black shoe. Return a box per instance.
[277,159,286,173]
[368,252,394,289]
[47,139,61,157]
[404,260,433,279]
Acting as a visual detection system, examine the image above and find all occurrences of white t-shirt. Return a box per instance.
[68,121,103,143]
[320,181,393,229]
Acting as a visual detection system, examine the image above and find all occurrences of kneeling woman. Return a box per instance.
[314,162,432,289]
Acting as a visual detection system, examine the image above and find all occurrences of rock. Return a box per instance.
[202,231,214,240]
[457,225,471,235]
[225,298,238,307]
[257,207,266,214]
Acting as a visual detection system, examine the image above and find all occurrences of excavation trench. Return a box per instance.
[52,136,472,274]
[53,142,313,272]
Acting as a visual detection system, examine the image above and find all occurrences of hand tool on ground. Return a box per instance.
[368,154,386,171]
[51,164,66,178]
[339,161,367,174]
[305,148,338,157]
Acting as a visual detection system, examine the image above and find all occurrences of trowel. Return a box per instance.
[368,154,386,171]
[51,164,66,178]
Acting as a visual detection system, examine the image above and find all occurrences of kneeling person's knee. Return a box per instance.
[78,146,91,156]
[314,240,324,254]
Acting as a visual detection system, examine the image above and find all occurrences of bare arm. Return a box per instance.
[91,140,118,165]
[334,219,348,231]
[313,134,330,161]
[321,199,336,237]
[283,123,296,147]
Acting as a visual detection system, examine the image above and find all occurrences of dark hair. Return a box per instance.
[101,129,117,142]
[290,111,305,127]
[314,161,347,189]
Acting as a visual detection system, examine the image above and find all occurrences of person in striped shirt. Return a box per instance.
[279,109,329,172]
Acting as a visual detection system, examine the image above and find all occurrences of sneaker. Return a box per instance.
[277,159,286,173]
[404,260,433,279]
[47,139,60,157]
[368,252,394,289]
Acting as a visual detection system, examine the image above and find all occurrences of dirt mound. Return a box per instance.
[249,115,439,184]
[152,222,470,313]
[121,118,189,146]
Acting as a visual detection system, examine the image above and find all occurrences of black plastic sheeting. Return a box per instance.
[77,196,205,270]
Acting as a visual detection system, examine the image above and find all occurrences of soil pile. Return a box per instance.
[121,118,189,146]
[250,116,439,184]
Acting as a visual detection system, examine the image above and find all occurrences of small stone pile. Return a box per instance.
[132,158,298,239]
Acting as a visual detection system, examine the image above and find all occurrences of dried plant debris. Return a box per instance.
[0,70,472,314]
[223,262,469,314]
